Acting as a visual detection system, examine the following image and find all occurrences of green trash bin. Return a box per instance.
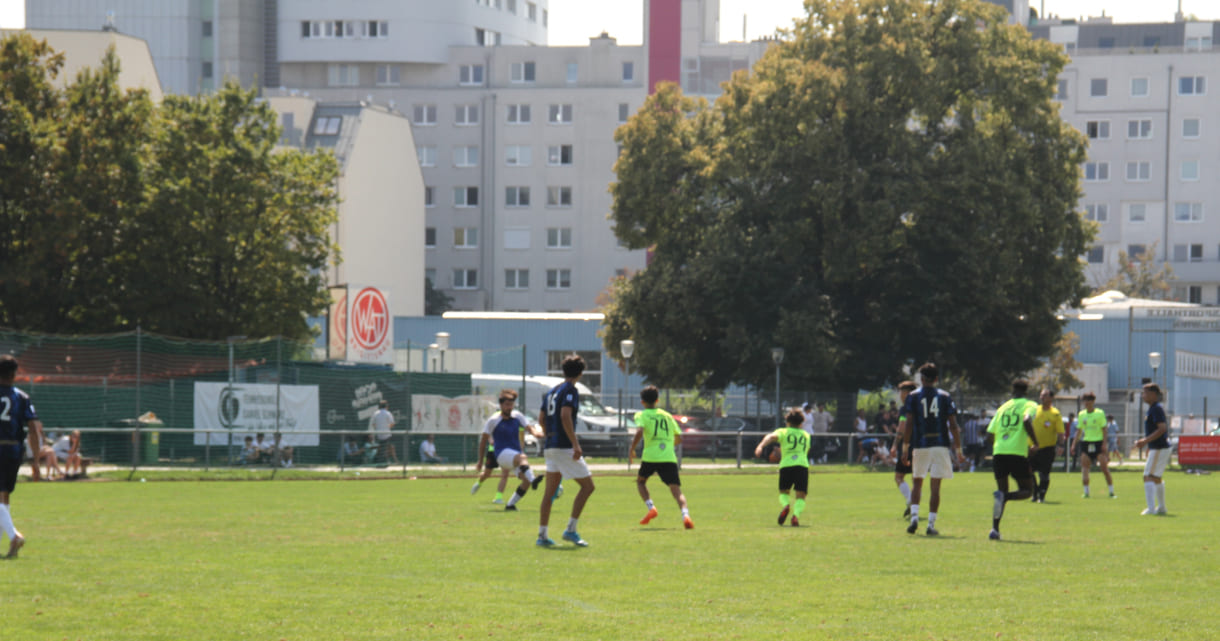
[141,430,160,464]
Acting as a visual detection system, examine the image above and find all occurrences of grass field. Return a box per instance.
[3,466,1217,640]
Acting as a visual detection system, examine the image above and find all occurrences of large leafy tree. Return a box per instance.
[1096,242,1173,300]
[604,0,1091,402]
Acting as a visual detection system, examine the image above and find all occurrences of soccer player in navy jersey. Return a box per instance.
[1135,383,1170,515]
[901,362,964,536]
[0,355,44,558]
[536,355,595,547]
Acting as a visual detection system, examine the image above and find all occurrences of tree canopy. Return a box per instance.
[0,33,339,340]
[603,0,1092,394]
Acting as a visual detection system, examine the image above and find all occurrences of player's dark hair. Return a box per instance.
[0,354,17,380]
[786,409,804,427]
[561,354,586,378]
[640,385,659,404]
[379,400,388,408]
[1142,382,1161,396]
[898,380,917,392]
[1082,391,1096,401]
[499,389,518,401]
[918,362,938,383]
[1012,379,1029,396]
[1041,388,1056,398]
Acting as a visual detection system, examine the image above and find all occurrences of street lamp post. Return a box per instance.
[619,340,635,435]
[436,332,450,372]
[428,343,439,372]
[1149,351,1162,392]
[771,347,785,429]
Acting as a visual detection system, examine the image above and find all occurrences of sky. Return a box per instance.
[0,0,1216,42]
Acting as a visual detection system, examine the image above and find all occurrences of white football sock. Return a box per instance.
[909,505,920,523]
[1155,483,1166,511]
[898,481,911,504]
[1083,485,1090,497]
[521,467,535,483]
[1108,484,1115,495]
[681,507,690,517]
[928,512,937,528]
[567,517,579,532]
[538,525,548,538]
[645,499,655,510]
[0,505,15,539]
[1144,481,1156,511]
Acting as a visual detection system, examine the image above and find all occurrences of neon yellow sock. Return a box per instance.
[779,494,791,507]
[793,498,806,518]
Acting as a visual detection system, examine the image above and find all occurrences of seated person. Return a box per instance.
[254,433,274,464]
[240,435,260,465]
[419,434,446,463]
[63,430,87,477]
[342,437,366,464]
[362,434,380,464]
[38,436,62,480]
[271,433,294,468]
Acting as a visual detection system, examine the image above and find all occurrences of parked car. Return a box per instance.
[676,415,767,459]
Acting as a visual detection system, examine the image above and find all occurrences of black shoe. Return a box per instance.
[777,506,790,526]
[902,505,911,519]
[505,505,518,511]
[906,520,918,534]
[926,527,940,536]
[531,475,543,491]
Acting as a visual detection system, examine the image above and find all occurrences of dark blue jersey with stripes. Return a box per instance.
[0,385,37,459]
[903,386,957,449]
[541,381,579,449]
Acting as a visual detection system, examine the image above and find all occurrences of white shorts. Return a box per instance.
[1144,448,1171,478]
[544,448,591,479]
[496,448,524,470]
[912,447,954,479]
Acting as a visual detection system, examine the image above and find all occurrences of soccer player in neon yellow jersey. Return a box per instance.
[1071,391,1114,498]
[888,381,918,518]
[628,385,693,529]
[754,409,811,527]
[986,378,1039,541]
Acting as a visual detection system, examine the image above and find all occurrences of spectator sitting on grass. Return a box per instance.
[420,435,446,463]
[342,437,366,465]
[240,436,260,465]
[272,433,293,468]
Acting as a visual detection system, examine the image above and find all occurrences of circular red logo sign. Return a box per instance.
[350,287,389,351]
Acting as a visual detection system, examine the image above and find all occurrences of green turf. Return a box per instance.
[3,467,1217,640]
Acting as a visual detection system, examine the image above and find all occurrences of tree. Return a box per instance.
[424,278,453,316]
[1030,330,1084,394]
[1096,241,1173,299]
[603,0,1091,407]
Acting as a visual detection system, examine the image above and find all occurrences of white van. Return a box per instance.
[470,374,633,453]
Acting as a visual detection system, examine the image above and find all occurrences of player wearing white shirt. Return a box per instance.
[477,390,544,511]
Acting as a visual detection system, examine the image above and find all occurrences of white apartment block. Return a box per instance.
[1033,18,1220,304]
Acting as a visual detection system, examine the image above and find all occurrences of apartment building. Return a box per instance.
[1033,17,1220,304]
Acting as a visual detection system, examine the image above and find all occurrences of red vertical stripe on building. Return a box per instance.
[648,0,682,94]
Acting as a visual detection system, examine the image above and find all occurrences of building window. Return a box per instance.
[459,64,485,85]
[507,0,517,14]
[546,227,572,248]
[505,145,532,166]
[618,103,630,123]
[417,145,437,167]
[425,268,436,285]
[1084,162,1109,182]
[1127,119,1152,139]
[548,104,573,124]
[454,186,480,207]
[454,227,479,248]
[1127,203,1146,223]
[505,269,529,290]
[547,144,574,166]
[1085,120,1109,140]
[543,8,548,25]
[546,268,571,289]
[202,20,213,37]
[328,64,360,87]
[1173,243,1204,263]
[1174,202,1203,222]
[1186,36,1213,51]
[511,61,536,83]
[424,186,435,207]
[453,269,478,289]
[1183,118,1201,138]
[1179,76,1206,95]
[1098,37,1115,48]
[367,21,389,37]
[376,64,400,86]
[301,21,311,38]
[1130,77,1148,97]
[1127,244,1147,260]
[454,145,480,168]
[1126,161,1151,182]
[505,186,531,207]
[202,61,213,79]
[503,228,531,250]
[527,2,537,22]
[506,104,531,124]
[425,227,436,248]
[566,62,578,84]
[1187,286,1203,304]
[1181,160,1200,181]
[1090,78,1107,97]
[1084,203,1108,222]
[313,116,341,135]
[1055,79,1068,100]
[546,186,572,207]
[622,61,634,82]
[455,104,480,125]
[1086,246,1104,263]
[412,104,437,125]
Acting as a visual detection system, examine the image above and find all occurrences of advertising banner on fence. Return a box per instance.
[347,285,393,364]
[193,382,321,446]
[411,395,491,433]
[1178,436,1220,467]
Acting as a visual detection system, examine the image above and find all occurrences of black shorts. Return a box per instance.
[1081,441,1104,459]
[0,455,20,494]
[993,454,1033,485]
[483,451,498,470]
[895,457,912,474]
[778,465,809,494]
[638,461,681,486]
